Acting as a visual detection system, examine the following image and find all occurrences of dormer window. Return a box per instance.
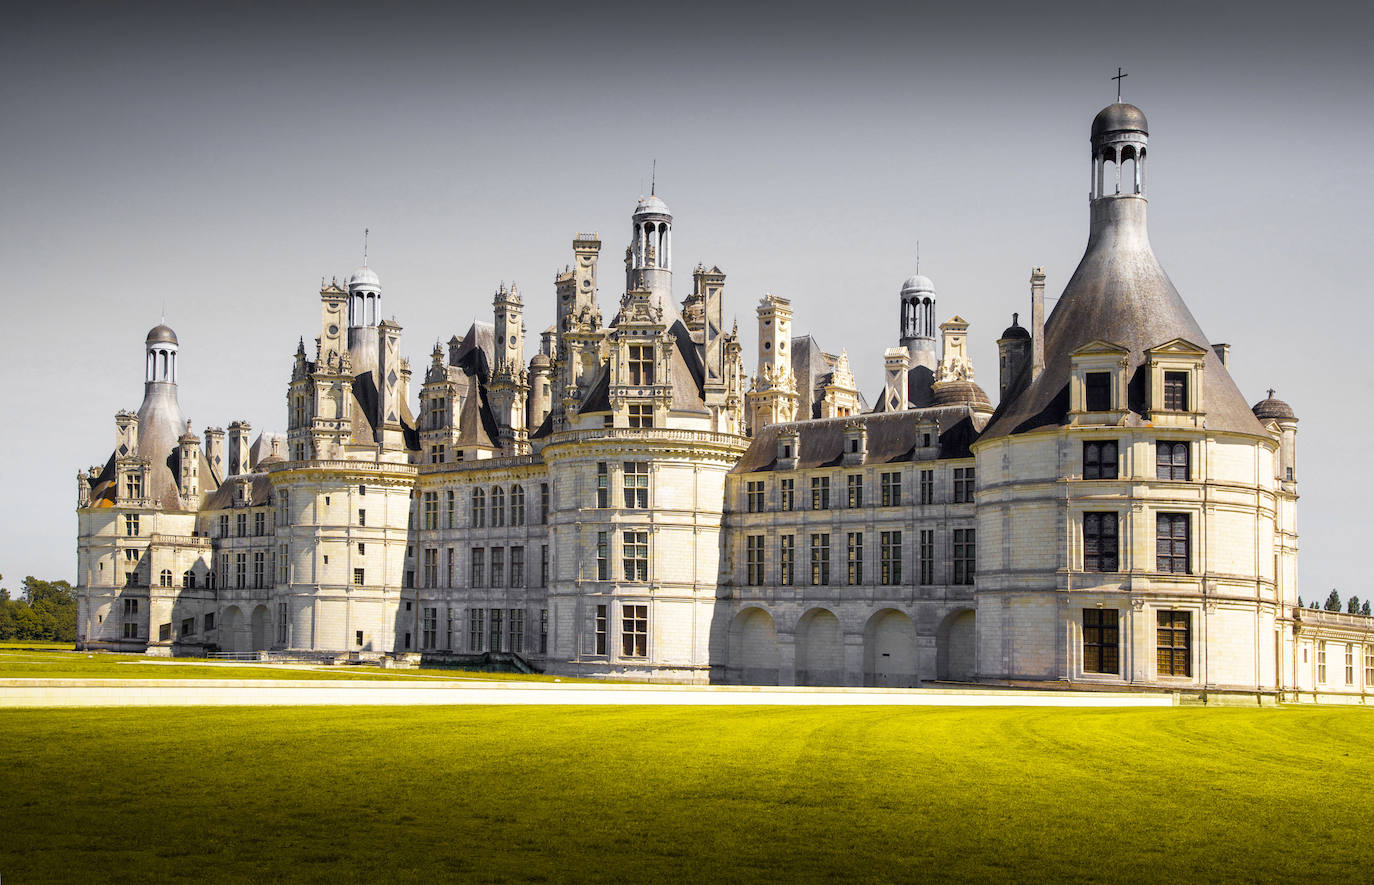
[1163,372,1188,410]
[1068,341,1129,424]
[1085,373,1112,411]
[628,345,655,385]
[778,430,799,469]
[1144,338,1207,425]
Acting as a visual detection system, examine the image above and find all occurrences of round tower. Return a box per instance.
[626,193,676,319]
[136,323,188,509]
[898,274,937,371]
[347,263,381,372]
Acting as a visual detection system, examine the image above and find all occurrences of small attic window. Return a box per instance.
[782,444,792,459]
[1085,373,1112,411]
[1163,372,1188,410]
[849,439,859,453]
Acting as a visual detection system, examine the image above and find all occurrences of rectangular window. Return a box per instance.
[509,609,525,655]
[125,472,143,499]
[540,609,549,654]
[510,485,525,526]
[746,535,765,586]
[1163,371,1188,411]
[622,604,648,657]
[810,476,830,510]
[1083,441,1119,480]
[622,531,649,582]
[596,532,608,581]
[623,462,649,508]
[880,531,902,586]
[356,629,364,648]
[446,547,454,588]
[1156,441,1189,481]
[540,483,550,524]
[1085,371,1112,411]
[540,544,549,587]
[422,608,437,650]
[471,488,485,527]
[1083,609,1120,674]
[237,514,247,537]
[952,529,975,585]
[471,548,485,587]
[628,344,655,385]
[595,605,607,655]
[253,552,264,589]
[847,532,863,585]
[423,491,438,530]
[779,534,795,586]
[810,533,830,586]
[358,508,366,527]
[428,396,446,430]
[490,547,505,587]
[953,467,975,503]
[489,608,503,653]
[254,512,266,536]
[491,487,505,527]
[1366,646,1374,688]
[204,612,215,633]
[219,514,229,538]
[124,514,140,537]
[628,403,654,428]
[919,529,935,585]
[880,472,901,507]
[429,444,445,464]
[423,548,438,589]
[352,567,364,587]
[746,481,765,513]
[1156,610,1191,677]
[596,462,609,508]
[1345,645,1355,686]
[919,469,934,505]
[447,608,455,650]
[1083,512,1119,573]
[1156,513,1190,574]
[235,553,246,589]
[278,544,289,584]
[510,546,525,588]
[780,478,795,511]
[469,609,484,652]
[1317,642,1327,684]
[846,474,863,509]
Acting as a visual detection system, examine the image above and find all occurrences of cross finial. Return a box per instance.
[1112,67,1127,103]
[363,228,369,266]
[1268,388,1275,399]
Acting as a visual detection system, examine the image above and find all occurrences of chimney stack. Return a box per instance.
[1030,267,1046,381]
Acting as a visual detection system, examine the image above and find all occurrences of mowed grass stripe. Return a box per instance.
[2,706,1372,883]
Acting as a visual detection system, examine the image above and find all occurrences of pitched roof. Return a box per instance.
[733,404,985,473]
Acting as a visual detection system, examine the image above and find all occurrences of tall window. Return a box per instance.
[510,546,525,588]
[919,529,935,585]
[510,485,525,526]
[509,609,525,655]
[1084,441,1119,480]
[746,535,765,586]
[847,474,863,509]
[810,533,830,586]
[121,597,139,638]
[423,491,438,530]
[422,607,437,650]
[880,531,901,585]
[491,486,505,527]
[595,605,607,655]
[540,544,549,587]
[622,604,648,657]
[1366,646,1374,688]
[159,569,173,588]
[471,488,486,527]
[428,395,446,429]
[489,609,503,653]
[423,548,438,588]
[810,476,830,511]
[254,512,266,536]
[471,547,485,587]
[491,547,505,587]
[278,489,290,526]
[185,570,197,589]
[623,531,649,582]
[1163,371,1188,411]
[628,403,654,428]
[540,483,550,523]
[237,514,247,537]
[125,472,143,500]
[446,608,455,650]
[780,478,795,512]
[469,609,485,652]
[779,534,795,586]
[446,548,454,588]
[597,532,609,580]
[277,602,288,645]
[596,462,609,508]
[540,608,549,654]
[847,532,863,585]
[235,553,247,589]
[880,472,901,507]
[1083,513,1119,572]
[253,552,264,589]
[628,344,655,385]
[1156,610,1191,677]
[1345,645,1355,685]
[1083,609,1120,674]
[623,462,649,508]
[1085,372,1112,411]
[1316,642,1327,684]
[353,567,365,587]
[953,468,975,503]
[746,481,764,513]
[1156,513,1190,574]
[358,508,366,526]
[219,514,229,538]
[1156,441,1189,481]
[124,514,140,537]
[446,491,455,528]
[919,469,934,505]
[952,529,975,585]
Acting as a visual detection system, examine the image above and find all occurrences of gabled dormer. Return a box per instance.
[1068,340,1130,426]
[1144,338,1208,427]
[842,420,867,466]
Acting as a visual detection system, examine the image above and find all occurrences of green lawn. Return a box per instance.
[1,706,1371,883]
[0,648,597,682]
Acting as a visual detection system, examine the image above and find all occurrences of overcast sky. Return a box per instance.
[2,0,1370,601]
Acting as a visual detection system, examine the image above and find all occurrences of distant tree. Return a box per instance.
[0,575,76,642]
[1364,601,1372,617]
[1325,590,1341,612]
[1297,596,1304,608]
[1349,595,1362,615]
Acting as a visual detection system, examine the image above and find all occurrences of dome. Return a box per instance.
[900,274,935,296]
[349,265,380,290]
[931,380,991,409]
[1252,391,1296,421]
[530,352,551,368]
[146,324,178,346]
[1092,102,1149,138]
[1001,314,1030,340]
[634,194,671,217]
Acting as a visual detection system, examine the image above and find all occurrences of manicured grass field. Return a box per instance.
[2,705,1372,883]
[0,648,596,682]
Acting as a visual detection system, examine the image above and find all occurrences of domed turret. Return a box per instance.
[898,272,936,373]
[1252,390,1296,422]
[1091,102,1149,138]
[626,190,676,320]
[146,323,178,347]
[349,265,380,290]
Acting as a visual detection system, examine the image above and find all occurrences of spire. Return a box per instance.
[651,159,656,196]
[363,228,369,266]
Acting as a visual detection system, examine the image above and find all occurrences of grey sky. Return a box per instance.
[2,1,1370,600]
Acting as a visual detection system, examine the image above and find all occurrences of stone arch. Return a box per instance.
[796,607,844,686]
[864,608,918,687]
[250,604,271,652]
[936,608,977,682]
[220,605,248,654]
[727,606,780,685]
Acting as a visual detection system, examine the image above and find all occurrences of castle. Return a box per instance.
[75,99,1374,701]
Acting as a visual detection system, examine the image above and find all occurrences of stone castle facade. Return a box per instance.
[75,99,1374,701]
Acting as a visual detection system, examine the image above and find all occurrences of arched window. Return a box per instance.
[510,484,525,526]
[491,485,505,528]
[471,488,485,528]
[160,569,173,587]
[184,570,196,589]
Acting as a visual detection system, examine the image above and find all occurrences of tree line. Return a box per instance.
[1297,590,1372,616]
[0,574,77,642]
